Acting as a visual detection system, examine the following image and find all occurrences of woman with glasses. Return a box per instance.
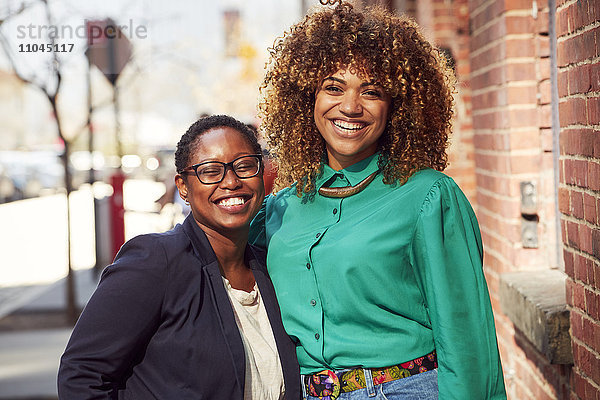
[250,2,506,399]
[58,115,300,400]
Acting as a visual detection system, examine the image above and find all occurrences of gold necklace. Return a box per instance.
[318,170,379,198]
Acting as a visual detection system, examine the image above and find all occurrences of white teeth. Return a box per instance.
[333,120,365,131]
[218,197,245,206]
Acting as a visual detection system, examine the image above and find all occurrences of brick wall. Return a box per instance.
[468,0,568,398]
[556,0,600,398]
[424,0,478,204]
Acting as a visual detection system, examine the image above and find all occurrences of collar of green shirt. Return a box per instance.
[316,152,380,190]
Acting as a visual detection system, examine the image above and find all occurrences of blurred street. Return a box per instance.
[0,179,183,400]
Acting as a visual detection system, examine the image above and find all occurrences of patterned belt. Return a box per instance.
[304,350,437,400]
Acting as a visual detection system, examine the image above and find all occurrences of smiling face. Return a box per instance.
[314,67,391,170]
[175,127,265,237]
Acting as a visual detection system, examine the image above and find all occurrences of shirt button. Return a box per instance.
[306,263,311,270]
[333,208,338,215]
[315,333,320,340]
[310,299,316,306]
[315,232,321,239]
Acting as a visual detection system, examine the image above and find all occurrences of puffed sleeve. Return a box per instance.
[58,234,168,399]
[410,177,506,399]
[249,196,268,249]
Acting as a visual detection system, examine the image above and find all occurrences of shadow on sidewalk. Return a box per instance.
[0,309,76,332]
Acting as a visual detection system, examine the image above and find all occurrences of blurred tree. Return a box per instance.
[0,0,80,324]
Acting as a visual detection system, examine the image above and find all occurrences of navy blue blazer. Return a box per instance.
[58,214,300,399]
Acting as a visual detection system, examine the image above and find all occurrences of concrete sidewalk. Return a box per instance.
[0,268,98,400]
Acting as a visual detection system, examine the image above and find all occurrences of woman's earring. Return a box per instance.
[184,198,190,205]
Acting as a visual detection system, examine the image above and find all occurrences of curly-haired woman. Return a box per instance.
[250,2,506,399]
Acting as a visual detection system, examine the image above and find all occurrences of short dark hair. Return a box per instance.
[175,115,262,173]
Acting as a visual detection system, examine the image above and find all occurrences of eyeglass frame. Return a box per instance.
[179,154,263,184]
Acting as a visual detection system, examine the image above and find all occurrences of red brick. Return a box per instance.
[470,1,503,33]
[575,253,588,283]
[593,229,600,259]
[503,0,533,11]
[509,129,540,151]
[507,62,536,81]
[580,129,597,157]
[559,98,587,127]
[472,89,505,110]
[557,41,569,67]
[571,190,584,218]
[564,29,599,65]
[567,220,580,249]
[539,80,551,105]
[570,307,583,336]
[592,320,600,353]
[506,38,535,58]
[511,153,541,174]
[591,62,600,92]
[594,130,600,158]
[564,159,589,188]
[541,128,553,151]
[508,108,538,128]
[538,57,551,81]
[535,10,549,34]
[569,63,592,95]
[559,187,570,214]
[587,97,600,125]
[471,44,503,75]
[560,129,579,155]
[572,371,588,400]
[589,0,600,27]
[474,152,511,174]
[580,225,594,255]
[538,103,552,128]
[594,261,600,288]
[585,289,599,319]
[507,85,537,105]
[506,15,534,34]
[577,343,593,377]
[572,279,586,310]
[591,352,600,389]
[589,162,600,191]
[472,66,505,90]
[536,35,550,58]
[556,7,569,38]
[558,69,569,97]
[564,249,575,277]
[584,193,598,224]
[471,19,505,52]
[572,0,588,31]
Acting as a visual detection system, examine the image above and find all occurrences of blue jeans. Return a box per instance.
[302,369,438,400]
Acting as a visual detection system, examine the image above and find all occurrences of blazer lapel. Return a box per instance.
[250,253,301,397]
[182,215,246,394]
[205,261,246,392]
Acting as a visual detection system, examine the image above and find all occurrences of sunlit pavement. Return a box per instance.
[0,179,182,399]
[0,328,71,399]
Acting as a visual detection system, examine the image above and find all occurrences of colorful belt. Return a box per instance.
[304,350,437,400]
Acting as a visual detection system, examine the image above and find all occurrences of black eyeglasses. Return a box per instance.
[180,154,262,184]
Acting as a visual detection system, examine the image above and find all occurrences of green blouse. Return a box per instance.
[250,153,506,399]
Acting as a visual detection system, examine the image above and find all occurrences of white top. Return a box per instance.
[222,277,286,400]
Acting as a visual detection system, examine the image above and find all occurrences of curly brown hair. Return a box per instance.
[258,2,455,195]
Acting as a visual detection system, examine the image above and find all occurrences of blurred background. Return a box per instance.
[0,0,303,398]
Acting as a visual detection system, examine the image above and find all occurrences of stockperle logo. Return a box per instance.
[16,19,147,41]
